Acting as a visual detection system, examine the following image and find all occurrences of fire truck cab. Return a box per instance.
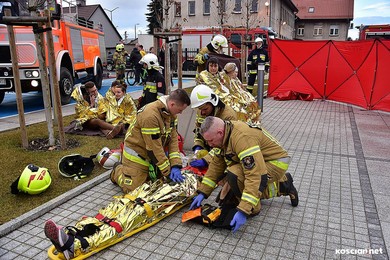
[0,1,105,105]
[358,24,390,40]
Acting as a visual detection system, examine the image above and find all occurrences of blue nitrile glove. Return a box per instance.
[203,53,209,61]
[190,159,208,168]
[189,193,205,210]
[193,145,203,153]
[169,167,185,183]
[230,210,247,233]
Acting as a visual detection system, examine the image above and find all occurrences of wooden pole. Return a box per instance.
[30,11,56,146]
[178,34,183,89]
[44,10,66,148]
[5,9,28,148]
[164,39,171,94]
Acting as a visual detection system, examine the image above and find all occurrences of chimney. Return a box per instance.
[76,0,86,6]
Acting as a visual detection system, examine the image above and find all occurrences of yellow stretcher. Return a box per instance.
[47,171,199,260]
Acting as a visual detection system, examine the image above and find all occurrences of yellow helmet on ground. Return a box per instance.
[11,164,52,195]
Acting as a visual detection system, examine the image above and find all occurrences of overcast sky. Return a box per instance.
[87,0,390,40]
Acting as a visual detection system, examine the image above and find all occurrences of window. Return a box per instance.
[329,25,339,36]
[297,25,304,36]
[313,25,323,36]
[175,2,181,17]
[251,0,258,12]
[308,7,314,13]
[203,0,210,15]
[188,1,195,16]
[233,0,241,13]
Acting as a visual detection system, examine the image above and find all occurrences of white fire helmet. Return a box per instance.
[97,147,121,169]
[211,34,228,49]
[139,53,159,69]
[255,37,263,43]
[190,84,219,108]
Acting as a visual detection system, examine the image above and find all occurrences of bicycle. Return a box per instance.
[125,68,136,86]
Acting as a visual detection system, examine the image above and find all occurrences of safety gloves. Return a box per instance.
[189,193,205,210]
[190,158,208,168]
[169,166,185,183]
[193,145,203,153]
[230,210,247,233]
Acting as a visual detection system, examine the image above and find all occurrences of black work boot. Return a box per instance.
[285,172,298,207]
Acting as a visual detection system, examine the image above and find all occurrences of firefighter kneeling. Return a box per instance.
[189,116,298,232]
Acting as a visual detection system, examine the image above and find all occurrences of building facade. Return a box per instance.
[293,0,354,40]
[168,0,298,40]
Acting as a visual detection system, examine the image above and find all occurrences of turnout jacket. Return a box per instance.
[194,43,217,74]
[105,91,137,125]
[193,102,237,164]
[247,47,269,73]
[113,50,128,69]
[71,85,107,124]
[124,96,181,176]
[198,121,288,215]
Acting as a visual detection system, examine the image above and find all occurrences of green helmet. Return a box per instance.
[11,164,52,195]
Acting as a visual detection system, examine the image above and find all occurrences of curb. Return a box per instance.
[0,170,110,237]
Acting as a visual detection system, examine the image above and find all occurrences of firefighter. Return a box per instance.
[189,84,237,169]
[194,34,228,77]
[71,81,123,139]
[190,116,299,232]
[246,37,269,94]
[113,43,129,83]
[137,53,166,108]
[110,88,191,193]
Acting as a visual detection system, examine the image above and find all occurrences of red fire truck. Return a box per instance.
[180,26,275,73]
[358,24,390,40]
[182,26,275,58]
[0,1,105,105]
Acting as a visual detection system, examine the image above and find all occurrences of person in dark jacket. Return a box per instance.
[129,47,143,85]
[138,53,166,108]
[246,37,269,94]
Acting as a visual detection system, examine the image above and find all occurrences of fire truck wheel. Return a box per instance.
[0,91,4,105]
[59,67,74,105]
[94,64,103,90]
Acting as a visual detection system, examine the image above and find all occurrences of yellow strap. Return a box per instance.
[143,203,154,218]
[122,194,154,217]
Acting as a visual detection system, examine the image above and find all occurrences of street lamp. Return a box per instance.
[104,7,119,22]
[134,23,139,39]
[265,1,270,27]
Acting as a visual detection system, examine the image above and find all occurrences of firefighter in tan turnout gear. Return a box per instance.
[194,34,228,77]
[110,89,191,193]
[189,84,237,168]
[190,116,299,232]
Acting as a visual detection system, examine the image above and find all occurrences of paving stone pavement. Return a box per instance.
[1,96,390,260]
